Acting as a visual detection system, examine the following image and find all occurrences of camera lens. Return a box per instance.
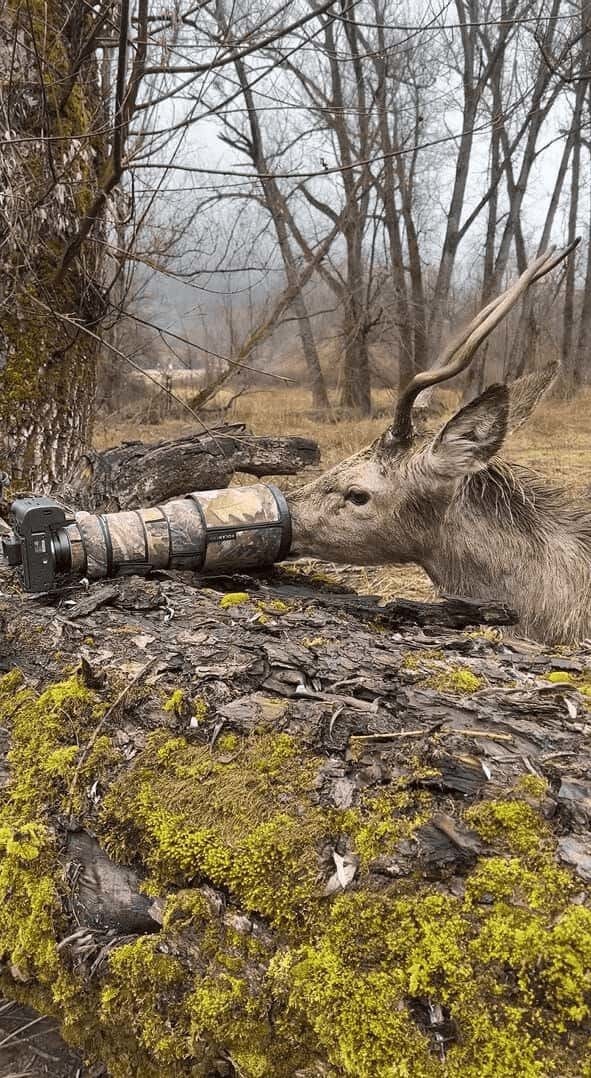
[51,528,72,573]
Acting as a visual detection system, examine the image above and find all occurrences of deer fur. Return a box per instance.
[288,364,591,645]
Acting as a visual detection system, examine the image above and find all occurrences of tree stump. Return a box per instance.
[1,564,591,1077]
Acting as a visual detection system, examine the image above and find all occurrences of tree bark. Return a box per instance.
[0,1,106,489]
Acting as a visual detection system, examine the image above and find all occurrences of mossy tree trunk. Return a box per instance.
[0,1,106,489]
[1,564,591,1077]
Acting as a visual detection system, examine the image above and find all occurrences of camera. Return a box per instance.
[2,497,75,592]
[2,485,292,593]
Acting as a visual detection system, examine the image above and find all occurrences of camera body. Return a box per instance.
[2,497,74,592]
[2,485,292,593]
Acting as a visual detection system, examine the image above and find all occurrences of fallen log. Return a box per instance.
[1,565,591,1078]
[248,582,518,630]
[62,424,320,511]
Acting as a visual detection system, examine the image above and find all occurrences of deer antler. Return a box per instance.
[388,238,580,444]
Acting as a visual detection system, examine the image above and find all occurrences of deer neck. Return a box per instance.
[419,462,591,644]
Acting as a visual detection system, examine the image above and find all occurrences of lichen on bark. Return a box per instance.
[0,1,105,487]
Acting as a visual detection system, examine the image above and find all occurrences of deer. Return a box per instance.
[287,242,591,645]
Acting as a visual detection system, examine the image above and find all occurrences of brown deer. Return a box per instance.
[287,243,591,645]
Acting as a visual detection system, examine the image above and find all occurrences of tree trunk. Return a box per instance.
[1,565,591,1077]
[325,9,373,415]
[337,217,372,414]
[370,11,414,389]
[339,301,372,414]
[560,14,590,396]
[394,115,429,377]
[428,0,481,355]
[560,127,582,394]
[0,1,105,489]
[490,0,561,291]
[575,124,591,385]
[461,66,504,403]
[290,290,329,410]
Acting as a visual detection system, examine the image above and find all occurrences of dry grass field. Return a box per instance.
[95,384,591,602]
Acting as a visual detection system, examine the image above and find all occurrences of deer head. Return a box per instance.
[287,243,587,643]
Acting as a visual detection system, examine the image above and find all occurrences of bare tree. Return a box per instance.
[208,0,330,409]
[267,3,379,414]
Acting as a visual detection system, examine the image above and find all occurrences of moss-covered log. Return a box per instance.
[0,1,105,488]
[1,565,591,1077]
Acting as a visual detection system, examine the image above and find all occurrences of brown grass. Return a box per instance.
[95,385,591,602]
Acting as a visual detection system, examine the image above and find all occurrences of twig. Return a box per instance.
[349,722,445,741]
[0,1014,49,1049]
[540,750,579,761]
[447,728,513,742]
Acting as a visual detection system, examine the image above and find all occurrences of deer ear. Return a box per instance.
[506,361,558,433]
[428,384,509,478]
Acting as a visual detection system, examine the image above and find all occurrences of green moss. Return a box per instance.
[0,672,103,818]
[0,671,103,983]
[401,648,446,670]
[3,671,591,1076]
[400,653,485,694]
[512,774,549,800]
[193,696,208,723]
[251,732,296,774]
[301,636,328,648]
[219,592,250,609]
[311,570,339,586]
[464,627,503,642]
[466,798,551,856]
[100,937,187,1066]
[422,665,485,694]
[270,864,591,1077]
[162,688,185,713]
[342,787,432,868]
[544,670,578,683]
[100,732,325,933]
[216,732,239,753]
[544,669,591,699]
[465,855,573,913]
[256,599,291,615]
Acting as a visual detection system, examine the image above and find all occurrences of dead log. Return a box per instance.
[249,580,518,629]
[61,424,320,511]
[1,565,591,1077]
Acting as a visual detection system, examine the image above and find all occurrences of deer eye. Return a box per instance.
[345,488,370,506]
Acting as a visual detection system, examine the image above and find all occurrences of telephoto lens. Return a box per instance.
[9,484,292,591]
